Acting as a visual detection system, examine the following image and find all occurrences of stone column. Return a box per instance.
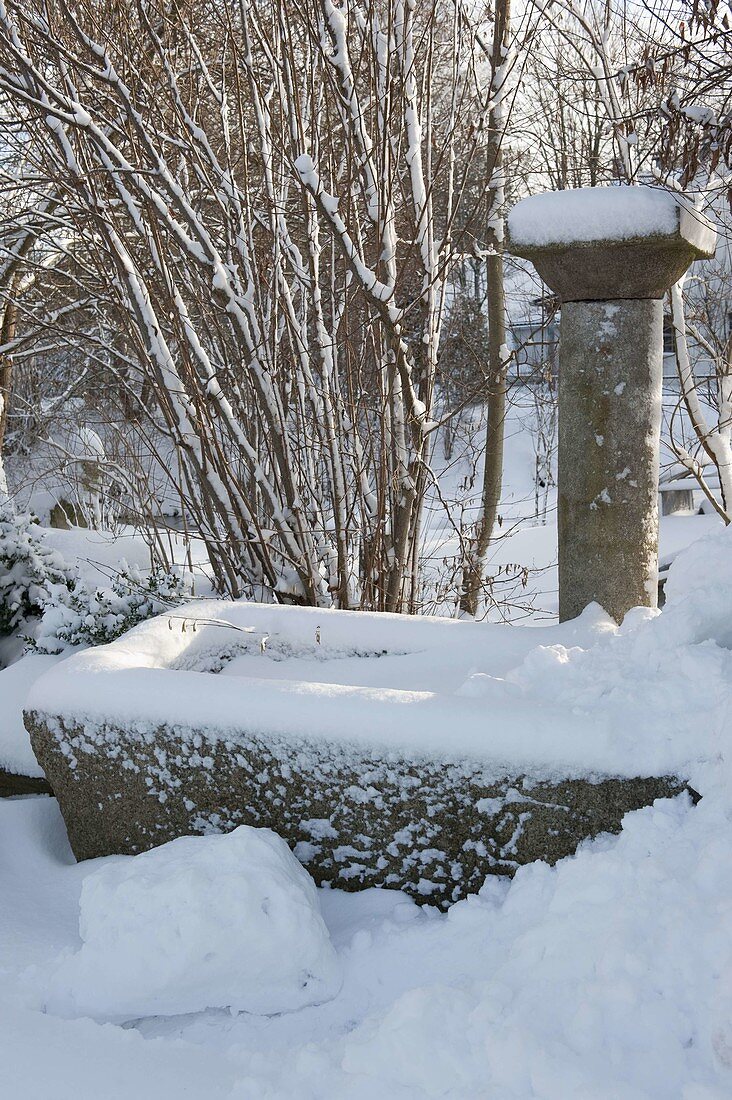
[507,187,716,623]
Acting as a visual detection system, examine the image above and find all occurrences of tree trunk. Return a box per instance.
[0,281,18,455]
[459,0,511,618]
[0,280,19,510]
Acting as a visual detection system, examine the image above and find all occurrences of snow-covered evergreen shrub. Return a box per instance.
[0,510,76,636]
[34,567,190,653]
[1,509,190,652]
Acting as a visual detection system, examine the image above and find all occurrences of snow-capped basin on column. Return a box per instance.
[24,602,686,907]
[507,186,716,624]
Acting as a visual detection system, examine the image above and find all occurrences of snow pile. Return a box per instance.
[5,529,732,1095]
[0,653,62,776]
[451,525,732,787]
[46,825,342,1020]
[508,185,682,247]
[656,524,732,648]
[228,790,732,1099]
[5,785,732,1097]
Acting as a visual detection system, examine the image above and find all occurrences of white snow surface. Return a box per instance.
[0,653,62,775]
[24,522,732,779]
[508,185,682,247]
[26,599,636,780]
[3,527,732,1095]
[45,825,342,1020]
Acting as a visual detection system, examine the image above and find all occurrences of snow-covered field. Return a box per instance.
[2,784,731,1099]
[2,525,732,1097]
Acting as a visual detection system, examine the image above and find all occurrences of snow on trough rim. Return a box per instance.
[24,567,726,783]
[507,184,689,247]
[23,599,646,781]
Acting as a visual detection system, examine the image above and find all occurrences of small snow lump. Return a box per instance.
[46,825,342,1020]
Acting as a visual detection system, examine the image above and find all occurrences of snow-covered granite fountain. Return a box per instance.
[508,185,716,624]
[24,602,685,906]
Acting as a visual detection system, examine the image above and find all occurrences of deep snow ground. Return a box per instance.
[3,526,732,1097]
[1,782,731,1099]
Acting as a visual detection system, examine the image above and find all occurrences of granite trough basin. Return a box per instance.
[25,602,686,906]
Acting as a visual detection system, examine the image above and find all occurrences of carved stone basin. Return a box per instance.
[25,602,686,907]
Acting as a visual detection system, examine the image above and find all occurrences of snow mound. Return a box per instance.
[508,185,681,247]
[46,825,342,1021]
[305,792,732,1100]
[658,523,732,648]
[0,653,60,776]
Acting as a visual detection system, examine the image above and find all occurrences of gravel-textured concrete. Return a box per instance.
[26,708,685,907]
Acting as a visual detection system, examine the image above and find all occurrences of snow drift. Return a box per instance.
[5,527,732,1095]
[45,824,342,1020]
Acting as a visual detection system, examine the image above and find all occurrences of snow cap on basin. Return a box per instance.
[507,185,716,302]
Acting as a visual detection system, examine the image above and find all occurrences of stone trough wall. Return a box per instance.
[0,766,52,798]
[26,708,684,907]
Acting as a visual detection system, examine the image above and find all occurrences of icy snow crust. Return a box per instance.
[46,825,342,1020]
[508,185,682,248]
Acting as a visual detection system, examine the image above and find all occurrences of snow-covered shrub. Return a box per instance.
[0,510,76,636]
[34,566,189,653]
[0,508,189,653]
[46,824,342,1020]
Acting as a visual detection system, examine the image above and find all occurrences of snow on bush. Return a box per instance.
[0,508,189,656]
[0,509,75,636]
[46,825,343,1020]
[33,566,189,654]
